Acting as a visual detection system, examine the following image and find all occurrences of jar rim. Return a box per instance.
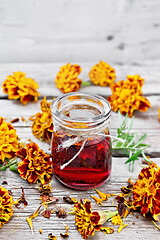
[51,92,111,128]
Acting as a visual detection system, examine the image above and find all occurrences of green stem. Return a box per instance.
[10,164,18,173]
[81,81,91,86]
[0,159,17,171]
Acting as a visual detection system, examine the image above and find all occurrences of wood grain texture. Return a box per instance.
[0,62,160,239]
[0,0,160,63]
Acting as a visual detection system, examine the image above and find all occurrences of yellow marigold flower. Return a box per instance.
[30,97,53,142]
[55,63,82,93]
[107,74,151,117]
[0,116,19,163]
[0,186,13,228]
[17,142,53,184]
[133,163,160,218]
[2,71,40,104]
[74,198,102,239]
[89,61,116,86]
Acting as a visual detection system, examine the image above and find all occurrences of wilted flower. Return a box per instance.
[2,71,40,104]
[12,186,28,207]
[0,185,13,228]
[30,97,53,142]
[0,116,19,163]
[17,142,53,184]
[107,75,151,117]
[74,198,117,239]
[55,63,82,93]
[89,61,116,86]
[133,162,160,218]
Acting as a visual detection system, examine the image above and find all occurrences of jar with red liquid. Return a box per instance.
[51,93,112,190]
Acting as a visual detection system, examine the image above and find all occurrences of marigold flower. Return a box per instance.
[0,116,19,163]
[133,163,160,218]
[0,185,13,228]
[17,142,53,184]
[89,61,116,86]
[2,71,40,104]
[30,97,53,142]
[107,74,151,117]
[74,198,102,239]
[55,63,82,93]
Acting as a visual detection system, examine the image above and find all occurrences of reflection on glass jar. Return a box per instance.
[51,93,112,190]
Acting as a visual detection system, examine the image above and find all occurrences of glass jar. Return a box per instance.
[51,93,112,190]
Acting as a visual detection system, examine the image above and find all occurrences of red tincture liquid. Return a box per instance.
[51,131,112,190]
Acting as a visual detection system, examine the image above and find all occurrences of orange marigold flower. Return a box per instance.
[17,142,53,184]
[133,163,160,218]
[30,97,53,142]
[55,63,82,93]
[74,199,118,239]
[74,199,102,239]
[89,61,116,87]
[0,185,13,228]
[2,71,40,104]
[107,74,151,117]
[0,116,19,163]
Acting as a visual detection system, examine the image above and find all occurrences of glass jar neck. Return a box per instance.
[51,93,111,133]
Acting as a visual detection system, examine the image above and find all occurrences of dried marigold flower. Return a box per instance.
[111,214,128,233]
[60,224,69,238]
[133,162,160,218]
[0,185,13,228]
[111,214,123,225]
[91,189,116,205]
[26,204,42,234]
[74,199,102,239]
[48,233,57,240]
[101,226,114,234]
[63,196,77,204]
[2,71,40,104]
[89,61,116,87]
[13,186,28,208]
[0,116,19,163]
[73,199,118,239]
[55,63,82,93]
[30,97,53,142]
[107,74,151,117]
[17,142,53,184]
[56,207,67,218]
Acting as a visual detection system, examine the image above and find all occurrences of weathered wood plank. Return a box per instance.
[0,61,160,239]
[0,0,160,64]
[0,157,160,240]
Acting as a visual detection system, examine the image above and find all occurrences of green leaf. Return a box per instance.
[133,133,147,148]
[125,150,142,164]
